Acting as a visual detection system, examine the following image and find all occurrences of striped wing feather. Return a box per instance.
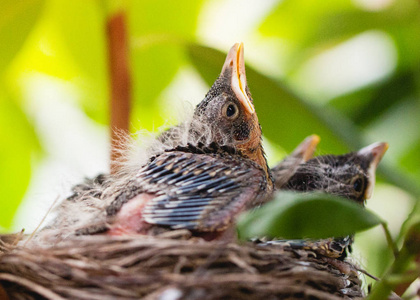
[136,150,266,231]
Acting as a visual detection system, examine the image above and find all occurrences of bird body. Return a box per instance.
[106,143,269,238]
[72,43,272,240]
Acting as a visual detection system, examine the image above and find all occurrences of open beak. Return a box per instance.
[291,135,321,162]
[358,142,389,199]
[221,43,255,115]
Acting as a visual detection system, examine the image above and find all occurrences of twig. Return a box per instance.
[23,195,60,248]
[107,11,131,174]
[0,273,66,300]
[354,265,380,281]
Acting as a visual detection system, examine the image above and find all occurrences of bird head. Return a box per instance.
[285,142,388,204]
[194,43,269,176]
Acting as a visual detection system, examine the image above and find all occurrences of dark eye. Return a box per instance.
[224,103,239,119]
[226,104,236,117]
[353,178,363,193]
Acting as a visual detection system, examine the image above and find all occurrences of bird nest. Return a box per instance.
[0,230,365,300]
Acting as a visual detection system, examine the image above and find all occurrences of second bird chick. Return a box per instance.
[260,142,388,259]
[284,142,388,205]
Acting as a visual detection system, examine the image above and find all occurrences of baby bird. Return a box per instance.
[77,43,273,240]
[261,142,388,258]
[284,142,388,205]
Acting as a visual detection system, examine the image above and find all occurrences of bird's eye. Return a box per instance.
[353,178,363,193]
[223,102,239,119]
[227,105,236,117]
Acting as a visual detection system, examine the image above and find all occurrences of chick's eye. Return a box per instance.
[224,103,239,119]
[226,104,236,117]
[353,178,363,193]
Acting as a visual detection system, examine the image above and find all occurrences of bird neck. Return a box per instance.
[240,143,273,189]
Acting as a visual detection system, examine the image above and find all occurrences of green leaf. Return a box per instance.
[237,191,382,240]
[398,199,420,244]
[0,0,45,73]
[128,0,203,131]
[0,88,39,230]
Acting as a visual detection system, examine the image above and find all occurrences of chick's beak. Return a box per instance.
[358,142,389,199]
[291,135,321,162]
[221,43,255,115]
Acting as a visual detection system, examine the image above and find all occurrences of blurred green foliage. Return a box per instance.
[0,87,39,228]
[1,0,419,297]
[129,0,203,130]
[0,0,44,228]
[0,0,45,73]
[48,0,109,123]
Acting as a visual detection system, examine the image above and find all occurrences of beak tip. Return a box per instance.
[303,134,320,160]
[222,43,243,72]
[221,43,255,116]
[358,142,389,160]
[292,134,320,161]
[361,142,388,200]
[311,134,321,146]
[371,142,389,160]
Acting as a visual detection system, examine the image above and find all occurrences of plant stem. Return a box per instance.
[381,222,399,259]
[368,221,420,299]
[107,11,131,174]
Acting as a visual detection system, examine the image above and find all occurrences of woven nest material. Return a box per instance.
[0,231,365,300]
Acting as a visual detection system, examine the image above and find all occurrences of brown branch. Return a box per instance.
[107,12,131,174]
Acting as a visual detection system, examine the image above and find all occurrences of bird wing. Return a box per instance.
[134,150,267,232]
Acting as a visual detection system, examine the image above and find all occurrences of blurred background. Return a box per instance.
[1,0,419,292]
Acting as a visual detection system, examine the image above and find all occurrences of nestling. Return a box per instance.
[261,142,388,258]
[285,142,388,205]
[74,43,273,240]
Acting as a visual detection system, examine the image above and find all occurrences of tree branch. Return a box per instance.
[107,12,131,174]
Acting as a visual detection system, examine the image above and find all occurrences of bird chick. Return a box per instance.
[78,43,273,239]
[285,142,388,205]
[260,142,388,258]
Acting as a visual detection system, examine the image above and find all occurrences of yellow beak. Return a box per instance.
[221,43,255,115]
[291,135,321,162]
